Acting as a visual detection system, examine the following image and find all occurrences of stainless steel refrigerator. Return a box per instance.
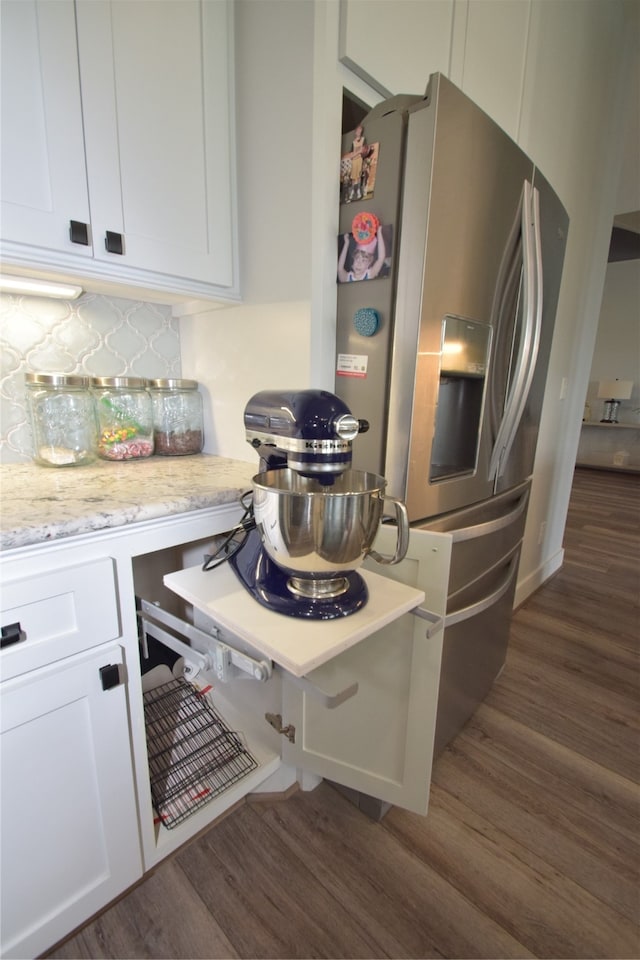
[335,73,568,757]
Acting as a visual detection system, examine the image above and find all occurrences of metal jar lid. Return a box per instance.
[91,376,149,389]
[25,372,91,388]
[148,378,198,390]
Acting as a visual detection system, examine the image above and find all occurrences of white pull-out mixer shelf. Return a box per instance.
[164,562,425,678]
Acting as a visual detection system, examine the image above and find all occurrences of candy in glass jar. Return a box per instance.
[92,377,154,460]
[150,379,204,455]
[25,373,98,467]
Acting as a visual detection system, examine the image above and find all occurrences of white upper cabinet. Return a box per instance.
[338,0,455,96]
[337,0,530,141]
[0,0,238,302]
[453,0,530,142]
[0,1,91,257]
[76,0,236,292]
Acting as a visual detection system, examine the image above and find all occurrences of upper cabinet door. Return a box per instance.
[76,0,236,292]
[455,0,531,142]
[338,0,530,142]
[338,0,455,96]
[1,0,238,301]
[0,0,92,256]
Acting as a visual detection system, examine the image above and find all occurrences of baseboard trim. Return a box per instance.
[515,547,564,609]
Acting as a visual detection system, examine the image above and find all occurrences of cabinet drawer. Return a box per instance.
[0,557,120,679]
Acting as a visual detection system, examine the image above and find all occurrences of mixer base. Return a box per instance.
[287,575,350,599]
[229,530,368,620]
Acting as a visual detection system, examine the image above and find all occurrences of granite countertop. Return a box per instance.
[0,455,255,551]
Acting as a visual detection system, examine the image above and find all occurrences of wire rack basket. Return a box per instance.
[143,677,258,829]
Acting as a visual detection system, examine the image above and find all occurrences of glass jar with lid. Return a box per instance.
[25,373,98,467]
[149,379,204,455]
[92,377,154,460]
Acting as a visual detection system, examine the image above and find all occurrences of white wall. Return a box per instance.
[586,258,640,421]
[575,36,640,466]
[615,33,640,217]
[585,31,640,420]
[179,300,311,462]
[514,0,638,600]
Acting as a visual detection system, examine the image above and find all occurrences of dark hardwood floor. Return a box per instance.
[48,467,640,960]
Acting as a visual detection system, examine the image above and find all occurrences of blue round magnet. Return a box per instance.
[353,307,379,337]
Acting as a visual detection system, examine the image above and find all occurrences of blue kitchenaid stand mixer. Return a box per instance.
[228,389,375,620]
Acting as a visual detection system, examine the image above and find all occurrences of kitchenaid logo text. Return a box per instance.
[304,439,351,452]
[246,431,351,453]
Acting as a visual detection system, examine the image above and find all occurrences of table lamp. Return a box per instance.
[597,379,634,423]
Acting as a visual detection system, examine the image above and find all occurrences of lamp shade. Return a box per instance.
[597,379,634,400]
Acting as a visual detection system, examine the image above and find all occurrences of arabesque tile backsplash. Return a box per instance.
[0,292,180,463]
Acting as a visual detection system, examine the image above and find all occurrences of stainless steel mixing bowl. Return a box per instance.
[252,468,409,597]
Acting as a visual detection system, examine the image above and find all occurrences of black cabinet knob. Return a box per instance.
[105,231,124,255]
[69,220,90,245]
[1,622,26,649]
[99,663,121,690]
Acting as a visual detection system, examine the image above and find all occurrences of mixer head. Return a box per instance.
[244,389,368,478]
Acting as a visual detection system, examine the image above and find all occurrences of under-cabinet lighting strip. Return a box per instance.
[0,275,83,300]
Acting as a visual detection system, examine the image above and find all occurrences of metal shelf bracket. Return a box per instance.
[138,598,272,684]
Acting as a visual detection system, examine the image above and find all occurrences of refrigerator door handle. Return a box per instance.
[488,182,523,440]
[444,553,519,629]
[489,180,543,481]
[500,185,544,470]
[450,489,529,543]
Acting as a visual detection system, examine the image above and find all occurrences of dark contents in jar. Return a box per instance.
[154,429,203,455]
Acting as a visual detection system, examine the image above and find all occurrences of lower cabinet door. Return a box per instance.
[0,644,142,959]
[281,526,452,815]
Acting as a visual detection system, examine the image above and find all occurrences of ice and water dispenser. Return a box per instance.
[429,315,491,482]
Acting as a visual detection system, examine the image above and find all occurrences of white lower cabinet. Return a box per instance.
[0,505,450,957]
[159,522,451,818]
[280,524,451,812]
[0,544,141,960]
[0,643,141,960]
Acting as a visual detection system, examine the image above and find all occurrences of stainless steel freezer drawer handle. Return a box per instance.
[444,554,518,628]
[450,490,528,543]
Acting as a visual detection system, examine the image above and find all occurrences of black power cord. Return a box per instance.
[202,490,256,572]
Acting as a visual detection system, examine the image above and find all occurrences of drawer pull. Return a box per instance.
[69,219,90,245]
[99,663,121,690]
[105,231,124,255]
[1,622,26,649]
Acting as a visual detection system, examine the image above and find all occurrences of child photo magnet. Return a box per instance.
[337,215,393,283]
